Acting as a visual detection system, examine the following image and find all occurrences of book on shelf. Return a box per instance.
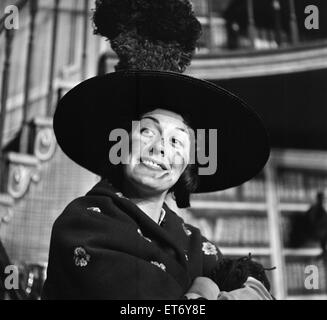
[189,166,327,207]
[277,168,327,203]
[281,215,293,247]
[191,187,239,202]
[191,174,266,203]
[181,209,269,247]
[241,178,266,202]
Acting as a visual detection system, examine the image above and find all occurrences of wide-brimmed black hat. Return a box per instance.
[53,70,270,193]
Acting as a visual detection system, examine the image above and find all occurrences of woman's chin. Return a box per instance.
[141,181,168,193]
[134,177,173,194]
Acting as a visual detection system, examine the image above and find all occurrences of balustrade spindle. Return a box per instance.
[0,29,15,191]
[207,0,214,52]
[46,0,60,117]
[81,0,89,80]
[272,0,283,46]
[20,0,38,154]
[288,0,299,44]
[247,0,257,49]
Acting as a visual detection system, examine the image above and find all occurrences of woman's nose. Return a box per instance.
[149,137,165,157]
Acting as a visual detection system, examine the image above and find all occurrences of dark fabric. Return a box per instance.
[42,180,223,300]
[210,254,273,293]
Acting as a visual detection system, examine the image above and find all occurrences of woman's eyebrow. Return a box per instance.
[142,116,160,125]
[141,116,188,134]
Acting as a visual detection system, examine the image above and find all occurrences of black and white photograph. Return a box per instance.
[0,0,326,304]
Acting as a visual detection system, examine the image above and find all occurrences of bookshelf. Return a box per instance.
[273,149,327,299]
[181,149,327,300]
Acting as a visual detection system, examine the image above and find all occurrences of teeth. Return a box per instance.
[142,160,162,169]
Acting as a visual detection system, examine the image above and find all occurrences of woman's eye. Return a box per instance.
[141,128,154,137]
[171,137,184,148]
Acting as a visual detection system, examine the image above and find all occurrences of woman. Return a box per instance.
[42,0,271,300]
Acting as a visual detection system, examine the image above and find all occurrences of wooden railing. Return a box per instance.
[0,0,91,193]
[196,0,320,53]
[246,0,300,47]
[0,0,29,170]
[0,0,28,189]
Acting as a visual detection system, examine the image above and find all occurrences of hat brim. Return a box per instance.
[53,70,270,193]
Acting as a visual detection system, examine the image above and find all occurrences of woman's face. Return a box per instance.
[123,109,191,194]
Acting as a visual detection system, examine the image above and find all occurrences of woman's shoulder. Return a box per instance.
[60,193,106,214]
[56,180,119,219]
[53,187,117,232]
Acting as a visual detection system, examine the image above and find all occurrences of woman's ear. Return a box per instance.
[165,192,176,203]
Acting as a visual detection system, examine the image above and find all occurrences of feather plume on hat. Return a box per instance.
[92,0,202,73]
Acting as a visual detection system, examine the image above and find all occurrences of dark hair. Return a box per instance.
[167,112,198,208]
[168,163,198,208]
[106,111,198,208]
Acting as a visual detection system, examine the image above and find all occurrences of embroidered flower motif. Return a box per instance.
[151,261,166,272]
[183,249,189,261]
[137,229,152,243]
[87,207,101,213]
[115,192,128,199]
[182,223,192,236]
[73,247,90,267]
[202,242,218,256]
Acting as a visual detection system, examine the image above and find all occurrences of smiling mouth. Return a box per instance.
[140,158,169,171]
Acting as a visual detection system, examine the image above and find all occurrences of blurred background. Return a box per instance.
[0,0,326,300]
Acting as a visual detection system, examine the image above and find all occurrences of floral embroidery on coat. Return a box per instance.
[182,223,192,236]
[150,261,166,272]
[74,247,91,267]
[115,192,129,200]
[202,242,218,256]
[184,249,189,261]
[87,207,101,213]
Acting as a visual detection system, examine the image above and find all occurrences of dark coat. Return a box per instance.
[42,180,223,300]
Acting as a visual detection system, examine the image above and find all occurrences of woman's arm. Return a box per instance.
[196,234,274,300]
[217,277,273,300]
[184,277,220,300]
[183,276,273,300]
